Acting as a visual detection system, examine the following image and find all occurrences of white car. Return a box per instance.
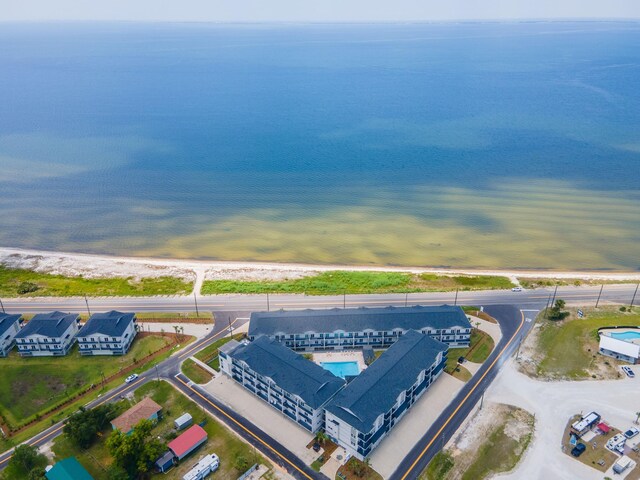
[125,373,139,383]
[622,366,635,378]
[511,287,523,292]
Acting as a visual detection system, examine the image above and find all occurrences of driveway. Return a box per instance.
[486,362,640,479]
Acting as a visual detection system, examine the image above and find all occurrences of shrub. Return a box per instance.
[17,281,39,295]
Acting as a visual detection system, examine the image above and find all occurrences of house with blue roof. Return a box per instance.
[248,305,472,351]
[219,336,346,432]
[324,330,448,460]
[0,313,22,357]
[15,311,79,357]
[45,457,93,480]
[77,311,137,356]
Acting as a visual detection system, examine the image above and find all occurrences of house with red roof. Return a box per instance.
[168,424,208,461]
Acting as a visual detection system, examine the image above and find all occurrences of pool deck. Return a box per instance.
[312,350,367,373]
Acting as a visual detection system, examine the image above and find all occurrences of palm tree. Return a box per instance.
[315,431,328,446]
[635,411,640,425]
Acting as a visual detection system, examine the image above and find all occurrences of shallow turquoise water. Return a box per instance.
[0,22,639,269]
[320,361,361,379]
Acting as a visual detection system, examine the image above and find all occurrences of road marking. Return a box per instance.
[399,310,526,480]
[0,376,145,467]
[177,317,241,359]
[174,376,313,480]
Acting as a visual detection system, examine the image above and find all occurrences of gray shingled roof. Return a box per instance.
[15,311,79,339]
[78,311,135,337]
[325,330,447,433]
[249,305,471,337]
[0,313,22,336]
[227,336,346,409]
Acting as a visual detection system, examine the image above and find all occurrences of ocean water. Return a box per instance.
[0,22,639,270]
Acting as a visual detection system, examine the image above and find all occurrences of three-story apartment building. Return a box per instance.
[324,330,448,460]
[77,310,137,356]
[15,311,80,357]
[248,305,472,351]
[0,313,22,357]
[219,336,345,432]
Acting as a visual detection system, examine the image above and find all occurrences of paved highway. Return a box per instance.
[0,283,638,314]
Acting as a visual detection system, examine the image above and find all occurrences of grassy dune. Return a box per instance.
[0,266,193,297]
[202,271,514,295]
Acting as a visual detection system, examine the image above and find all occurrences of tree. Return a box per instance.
[635,411,640,425]
[106,465,129,480]
[3,445,47,480]
[17,282,39,295]
[234,454,249,472]
[107,419,166,478]
[315,431,328,446]
[64,404,118,449]
[548,299,569,321]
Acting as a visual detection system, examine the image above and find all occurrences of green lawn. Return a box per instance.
[194,334,245,365]
[0,266,193,297]
[534,306,640,379]
[201,271,514,295]
[421,405,534,480]
[519,277,638,289]
[445,329,495,381]
[0,336,171,428]
[181,359,213,384]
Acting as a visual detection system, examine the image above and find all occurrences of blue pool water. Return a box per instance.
[321,361,361,379]
[610,331,640,341]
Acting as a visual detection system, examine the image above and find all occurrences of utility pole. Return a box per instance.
[405,292,408,307]
[84,295,91,316]
[480,391,484,409]
[550,285,558,309]
[595,284,604,308]
[155,364,160,383]
[193,292,199,317]
[0,298,4,313]
[267,293,270,312]
[544,293,552,319]
[100,371,105,388]
[343,290,346,309]
[631,283,639,308]
[228,316,233,336]
[454,288,459,306]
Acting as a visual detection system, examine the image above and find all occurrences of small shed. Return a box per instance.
[175,413,193,431]
[168,425,208,461]
[155,451,175,473]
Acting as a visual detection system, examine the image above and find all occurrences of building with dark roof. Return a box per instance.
[77,310,137,356]
[15,311,79,357]
[0,313,22,357]
[324,330,448,460]
[219,336,346,432]
[248,305,472,351]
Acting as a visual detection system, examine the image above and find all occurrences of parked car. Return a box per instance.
[125,373,139,383]
[624,427,639,439]
[622,366,635,378]
[511,287,523,292]
[571,443,586,457]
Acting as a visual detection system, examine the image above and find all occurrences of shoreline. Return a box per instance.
[2,246,640,283]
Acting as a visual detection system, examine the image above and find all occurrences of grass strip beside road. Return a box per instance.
[181,358,214,384]
[194,333,245,365]
[0,266,193,297]
[202,271,514,295]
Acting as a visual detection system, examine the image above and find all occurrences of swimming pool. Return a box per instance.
[321,361,360,379]
[610,331,640,341]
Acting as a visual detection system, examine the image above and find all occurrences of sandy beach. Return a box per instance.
[2,247,640,289]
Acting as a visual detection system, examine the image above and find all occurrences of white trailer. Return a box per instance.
[183,454,219,480]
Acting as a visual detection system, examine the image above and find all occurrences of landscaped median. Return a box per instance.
[201,270,515,295]
[194,333,246,371]
[0,265,193,297]
[0,333,193,455]
[421,404,535,480]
